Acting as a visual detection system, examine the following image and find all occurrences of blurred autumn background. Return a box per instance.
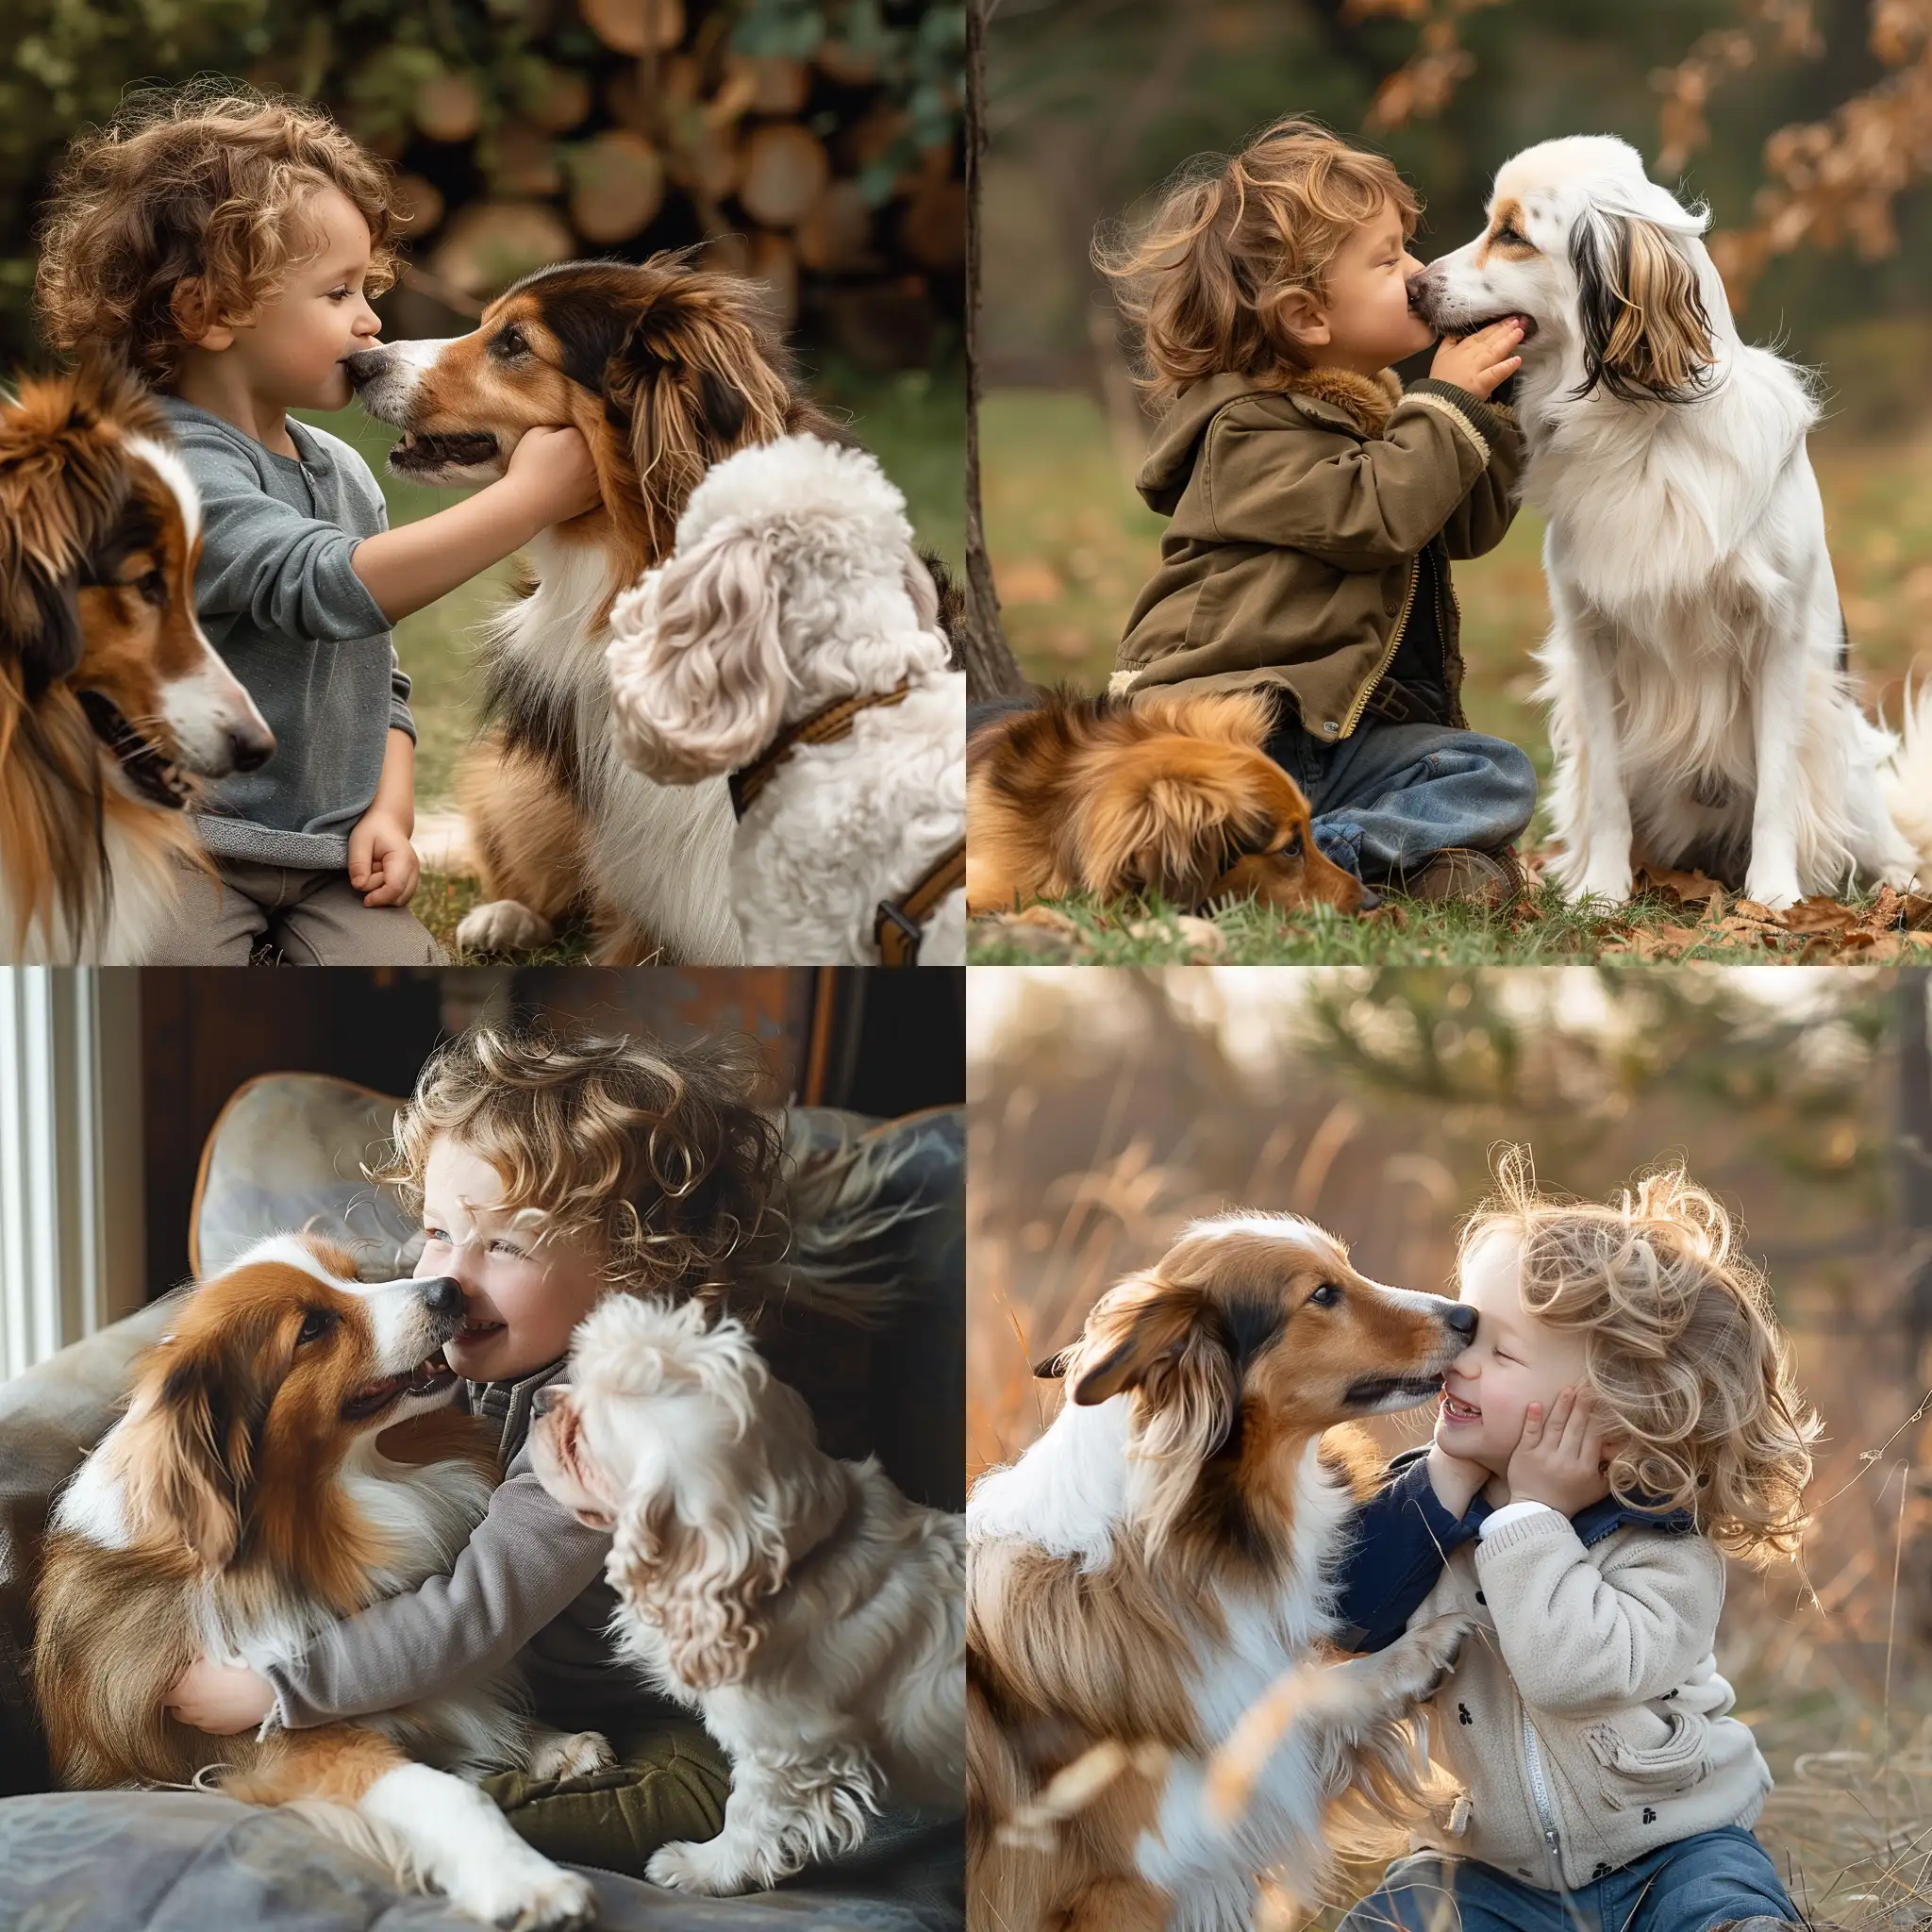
[975,0,1932,785]
[969,965,1932,1925]
[1,0,963,920]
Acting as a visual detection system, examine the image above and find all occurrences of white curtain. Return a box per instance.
[0,969,146,1379]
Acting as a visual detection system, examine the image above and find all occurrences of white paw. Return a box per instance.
[1567,866,1632,908]
[457,900,555,957]
[1385,1610,1474,1702]
[646,1837,758,1896]
[452,1856,596,1931]
[527,1730,617,1781]
[1741,874,1801,912]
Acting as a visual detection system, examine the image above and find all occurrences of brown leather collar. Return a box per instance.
[729,682,912,820]
[875,841,965,966]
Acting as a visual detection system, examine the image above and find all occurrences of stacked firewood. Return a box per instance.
[310,2,963,367]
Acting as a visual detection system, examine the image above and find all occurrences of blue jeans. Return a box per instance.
[1337,1827,1797,1932]
[1264,713,1537,881]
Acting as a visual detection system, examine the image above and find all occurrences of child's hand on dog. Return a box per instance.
[1505,1385,1611,1515]
[1430,317,1525,400]
[504,425,602,525]
[167,1656,275,1734]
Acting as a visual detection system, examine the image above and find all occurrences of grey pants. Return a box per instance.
[145,856,448,966]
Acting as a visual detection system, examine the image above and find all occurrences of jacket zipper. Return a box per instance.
[1339,554,1420,739]
[1521,1708,1563,1882]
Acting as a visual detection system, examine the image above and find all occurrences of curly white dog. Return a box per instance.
[604,434,965,964]
[528,1293,966,1897]
[1410,134,1932,910]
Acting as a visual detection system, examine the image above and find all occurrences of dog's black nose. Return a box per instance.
[341,348,389,387]
[1357,883,1381,912]
[419,1275,464,1316]
[1445,1303,1477,1338]
[228,722,275,772]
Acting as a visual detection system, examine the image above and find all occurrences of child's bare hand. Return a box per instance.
[1425,1441,1491,1518]
[167,1657,274,1735]
[1430,317,1525,400]
[1505,1386,1611,1517]
[504,425,601,524]
[348,808,420,908]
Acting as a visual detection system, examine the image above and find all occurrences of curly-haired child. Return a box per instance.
[1097,117,1536,905]
[165,1023,799,1869]
[34,84,599,964]
[1336,1152,1819,1932]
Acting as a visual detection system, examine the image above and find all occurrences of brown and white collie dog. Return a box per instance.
[968,1213,1473,1932]
[345,256,838,965]
[966,689,1373,920]
[0,361,273,962]
[33,1233,606,1932]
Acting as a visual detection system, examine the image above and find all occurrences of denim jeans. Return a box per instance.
[1263,712,1538,881]
[1337,1827,1797,1932]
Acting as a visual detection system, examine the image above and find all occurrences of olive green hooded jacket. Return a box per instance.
[1110,365,1524,741]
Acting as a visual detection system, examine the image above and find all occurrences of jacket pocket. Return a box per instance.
[1584,1710,1713,1807]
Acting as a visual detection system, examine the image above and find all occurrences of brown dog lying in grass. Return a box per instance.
[966,687,1374,919]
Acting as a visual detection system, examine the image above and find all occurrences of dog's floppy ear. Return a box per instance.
[1571,208,1714,405]
[1066,1275,1211,1408]
[1076,758,1274,911]
[606,522,790,782]
[5,566,85,700]
[0,452,88,699]
[121,1339,279,1572]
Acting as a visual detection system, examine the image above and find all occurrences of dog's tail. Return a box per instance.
[1878,676,1932,875]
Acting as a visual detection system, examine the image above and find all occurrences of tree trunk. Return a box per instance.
[960,0,1028,703]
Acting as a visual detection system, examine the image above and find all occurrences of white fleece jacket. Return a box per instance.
[1406,1504,1772,1890]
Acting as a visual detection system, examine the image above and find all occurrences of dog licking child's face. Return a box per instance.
[417,1137,608,1384]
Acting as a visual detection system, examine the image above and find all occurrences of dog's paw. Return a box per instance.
[1386,1611,1474,1702]
[646,1838,756,1896]
[455,1858,597,1931]
[527,1729,617,1781]
[457,900,556,958]
[1740,873,1801,913]
[1567,867,1632,908]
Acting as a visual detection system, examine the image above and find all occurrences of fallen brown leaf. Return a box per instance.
[1634,862,1727,907]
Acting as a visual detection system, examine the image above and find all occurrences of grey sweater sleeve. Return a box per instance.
[173,425,391,644]
[390,651,415,742]
[262,1469,611,1727]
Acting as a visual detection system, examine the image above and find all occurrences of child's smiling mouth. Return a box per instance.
[1441,1391,1482,1424]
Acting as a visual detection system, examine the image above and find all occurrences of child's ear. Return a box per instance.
[170,278,236,352]
[1274,287,1331,353]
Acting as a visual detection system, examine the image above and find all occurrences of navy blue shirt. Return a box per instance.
[1333,1446,1697,1653]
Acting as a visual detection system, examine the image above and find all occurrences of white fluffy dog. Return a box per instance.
[528,1293,966,1896]
[1410,134,1932,909]
[603,434,966,964]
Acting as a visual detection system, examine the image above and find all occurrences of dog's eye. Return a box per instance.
[1307,1283,1341,1307]
[1280,830,1303,860]
[296,1308,337,1345]
[1494,224,1529,247]
[491,326,529,359]
[137,570,167,608]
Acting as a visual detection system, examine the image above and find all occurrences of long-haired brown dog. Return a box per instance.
[966,688,1373,919]
[346,254,838,964]
[0,361,272,961]
[968,1213,1474,1932]
[34,1233,607,1929]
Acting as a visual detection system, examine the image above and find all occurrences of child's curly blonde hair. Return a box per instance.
[35,80,403,388]
[1094,115,1421,405]
[1462,1148,1820,1563]
[368,1024,788,1304]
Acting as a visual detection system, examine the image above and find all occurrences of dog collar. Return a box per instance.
[728,681,913,821]
[875,841,966,966]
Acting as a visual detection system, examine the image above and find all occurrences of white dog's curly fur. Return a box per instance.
[528,1293,966,1897]
[1412,134,1932,910]
[603,433,965,964]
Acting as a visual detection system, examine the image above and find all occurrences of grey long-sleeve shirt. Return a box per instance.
[263,1360,676,1736]
[156,398,415,870]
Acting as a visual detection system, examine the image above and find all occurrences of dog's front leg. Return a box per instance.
[646,1743,881,1894]
[1740,608,1813,911]
[1541,575,1637,904]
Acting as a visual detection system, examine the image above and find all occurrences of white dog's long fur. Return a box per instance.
[530,1293,966,1896]
[604,436,966,965]
[1413,134,1930,909]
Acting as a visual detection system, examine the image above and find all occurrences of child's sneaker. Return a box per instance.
[1395,846,1525,910]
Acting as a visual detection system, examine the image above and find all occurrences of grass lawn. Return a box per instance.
[975,385,1932,964]
[298,358,964,822]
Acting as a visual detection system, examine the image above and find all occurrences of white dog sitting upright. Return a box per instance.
[529,1292,966,1896]
[604,434,965,964]
[1410,135,1932,909]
